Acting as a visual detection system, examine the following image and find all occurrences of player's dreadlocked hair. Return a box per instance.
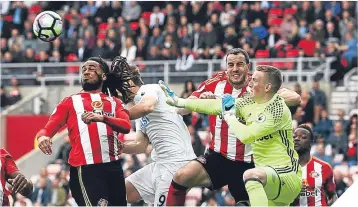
[87,56,110,74]
[103,56,143,103]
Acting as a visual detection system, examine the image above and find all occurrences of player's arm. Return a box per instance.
[122,130,150,154]
[102,99,131,133]
[128,95,158,120]
[323,165,338,206]
[3,150,33,196]
[35,98,70,140]
[223,110,277,144]
[277,88,301,107]
[179,98,222,115]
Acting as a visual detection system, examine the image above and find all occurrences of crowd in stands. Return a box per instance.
[0,77,22,110]
[1,1,357,80]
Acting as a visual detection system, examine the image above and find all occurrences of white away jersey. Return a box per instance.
[134,84,196,162]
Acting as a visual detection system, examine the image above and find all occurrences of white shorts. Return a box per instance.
[126,161,189,206]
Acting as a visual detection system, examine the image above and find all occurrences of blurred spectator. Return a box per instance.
[223,26,238,49]
[83,29,96,49]
[1,38,8,54]
[160,47,175,60]
[346,133,357,166]
[58,170,70,194]
[49,38,66,57]
[324,9,339,30]
[120,37,137,63]
[150,6,164,28]
[135,37,147,60]
[298,90,315,125]
[147,45,161,61]
[313,19,326,43]
[220,3,236,27]
[94,1,111,24]
[178,26,192,48]
[202,22,218,49]
[122,1,141,22]
[313,109,333,139]
[339,11,355,41]
[38,50,49,63]
[111,1,122,19]
[9,1,28,33]
[49,51,61,63]
[76,38,91,61]
[175,46,194,71]
[78,18,95,38]
[191,2,206,25]
[325,1,341,17]
[80,1,97,17]
[328,122,348,155]
[8,77,22,105]
[333,170,347,197]
[336,109,349,130]
[191,22,203,52]
[181,80,196,98]
[31,177,52,206]
[0,84,9,110]
[50,178,67,206]
[91,38,107,57]
[346,114,357,137]
[147,27,164,50]
[23,31,37,50]
[297,33,315,57]
[340,32,357,64]
[200,47,212,60]
[252,19,268,40]
[8,28,24,49]
[2,52,13,63]
[10,43,23,62]
[325,22,341,40]
[105,39,120,60]
[55,136,71,169]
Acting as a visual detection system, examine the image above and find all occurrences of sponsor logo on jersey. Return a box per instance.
[90,101,114,117]
[257,134,273,142]
[300,178,319,197]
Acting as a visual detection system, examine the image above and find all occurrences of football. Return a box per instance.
[33,11,63,42]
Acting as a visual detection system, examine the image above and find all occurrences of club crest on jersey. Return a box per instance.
[309,170,320,178]
[256,113,266,123]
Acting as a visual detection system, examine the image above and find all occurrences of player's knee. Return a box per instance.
[243,169,266,184]
[173,168,189,184]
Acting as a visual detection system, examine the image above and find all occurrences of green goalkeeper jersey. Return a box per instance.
[182,93,300,173]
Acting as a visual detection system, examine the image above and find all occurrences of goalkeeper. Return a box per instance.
[160,65,302,206]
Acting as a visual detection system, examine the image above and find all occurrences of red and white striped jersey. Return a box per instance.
[37,92,131,167]
[1,148,19,206]
[293,156,336,206]
[191,72,253,162]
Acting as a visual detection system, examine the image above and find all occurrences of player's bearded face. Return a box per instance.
[226,54,248,87]
[81,62,104,91]
[293,129,311,154]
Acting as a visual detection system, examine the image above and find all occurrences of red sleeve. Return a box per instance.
[191,81,207,98]
[323,164,336,194]
[36,97,70,140]
[1,149,19,176]
[103,99,131,134]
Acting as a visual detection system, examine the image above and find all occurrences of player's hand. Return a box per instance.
[158,80,180,107]
[221,94,236,116]
[199,91,216,99]
[8,174,29,194]
[81,112,104,124]
[38,136,52,155]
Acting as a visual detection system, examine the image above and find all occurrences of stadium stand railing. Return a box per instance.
[1,57,336,86]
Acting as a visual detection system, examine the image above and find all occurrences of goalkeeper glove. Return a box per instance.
[221,94,236,117]
[159,80,185,107]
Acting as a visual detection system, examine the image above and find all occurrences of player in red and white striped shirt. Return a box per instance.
[36,57,131,206]
[293,124,338,206]
[1,148,33,206]
[166,48,301,205]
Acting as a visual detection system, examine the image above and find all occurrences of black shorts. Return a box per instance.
[195,149,255,202]
[69,160,127,206]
